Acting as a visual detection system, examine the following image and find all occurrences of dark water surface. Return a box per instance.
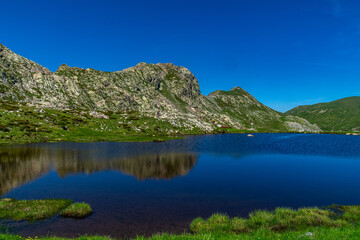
[1,133,360,238]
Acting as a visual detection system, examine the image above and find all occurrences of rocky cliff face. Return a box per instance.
[0,43,320,132]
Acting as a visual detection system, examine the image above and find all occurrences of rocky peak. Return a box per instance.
[135,62,148,67]
[208,86,249,97]
[0,43,52,74]
[55,64,84,74]
[57,63,70,71]
[230,86,244,91]
[0,44,322,133]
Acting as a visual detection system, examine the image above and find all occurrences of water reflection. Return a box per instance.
[0,146,198,195]
[55,152,198,180]
[1,134,360,238]
[0,147,51,196]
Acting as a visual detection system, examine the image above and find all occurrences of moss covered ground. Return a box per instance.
[0,198,91,221]
[60,202,93,219]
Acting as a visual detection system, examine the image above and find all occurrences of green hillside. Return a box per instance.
[285,97,360,131]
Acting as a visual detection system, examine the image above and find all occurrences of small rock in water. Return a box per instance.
[247,134,254,137]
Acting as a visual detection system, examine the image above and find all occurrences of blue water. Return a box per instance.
[1,133,360,238]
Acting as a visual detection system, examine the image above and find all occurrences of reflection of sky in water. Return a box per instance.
[1,133,360,238]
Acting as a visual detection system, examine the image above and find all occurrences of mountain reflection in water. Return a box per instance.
[1,134,360,238]
[0,146,198,195]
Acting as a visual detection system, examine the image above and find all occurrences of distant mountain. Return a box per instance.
[286,97,360,132]
[0,43,320,134]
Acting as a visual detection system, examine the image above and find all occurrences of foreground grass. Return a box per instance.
[60,202,93,219]
[2,206,360,239]
[190,206,360,234]
[0,236,113,240]
[137,225,360,240]
[2,225,360,240]
[0,198,91,221]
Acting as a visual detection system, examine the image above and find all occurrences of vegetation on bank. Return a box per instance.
[189,206,360,234]
[0,198,91,221]
[2,205,360,239]
[3,225,360,240]
[0,101,297,146]
[0,236,112,240]
[1,100,358,146]
[0,101,192,145]
[136,225,360,240]
[60,202,93,219]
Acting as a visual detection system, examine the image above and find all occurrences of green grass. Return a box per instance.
[0,99,334,147]
[60,202,93,219]
[189,206,360,234]
[0,198,93,221]
[3,225,360,239]
[0,235,113,240]
[0,101,190,146]
[134,225,360,239]
[2,205,360,239]
[0,198,72,221]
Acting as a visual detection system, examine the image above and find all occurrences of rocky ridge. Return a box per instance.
[0,43,320,132]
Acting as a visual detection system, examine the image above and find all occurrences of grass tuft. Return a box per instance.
[60,202,93,219]
[190,206,350,234]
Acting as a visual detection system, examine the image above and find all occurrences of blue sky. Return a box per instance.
[1,0,360,112]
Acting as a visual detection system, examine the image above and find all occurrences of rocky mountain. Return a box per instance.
[286,97,360,132]
[0,43,320,133]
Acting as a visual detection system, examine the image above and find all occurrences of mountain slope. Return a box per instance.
[0,43,320,135]
[285,97,360,131]
[207,87,318,132]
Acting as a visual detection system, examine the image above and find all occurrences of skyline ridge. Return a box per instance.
[1,42,357,113]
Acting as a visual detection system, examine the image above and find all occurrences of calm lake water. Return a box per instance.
[1,133,360,238]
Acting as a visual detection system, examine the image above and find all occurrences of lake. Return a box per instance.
[1,133,360,238]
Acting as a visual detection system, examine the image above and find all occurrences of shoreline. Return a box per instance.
[1,203,360,240]
[1,130,358,147]
[1,101,357,147]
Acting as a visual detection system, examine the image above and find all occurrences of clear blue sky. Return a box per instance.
[2,0,360,112]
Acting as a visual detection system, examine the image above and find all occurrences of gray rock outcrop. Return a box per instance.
[0,43,321,132]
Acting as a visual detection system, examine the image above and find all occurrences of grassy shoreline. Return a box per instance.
[1,126,358,147]
[0,101,254,146]
[1,204,360,239]
[2,130,358,147]
[2,101,358,146]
